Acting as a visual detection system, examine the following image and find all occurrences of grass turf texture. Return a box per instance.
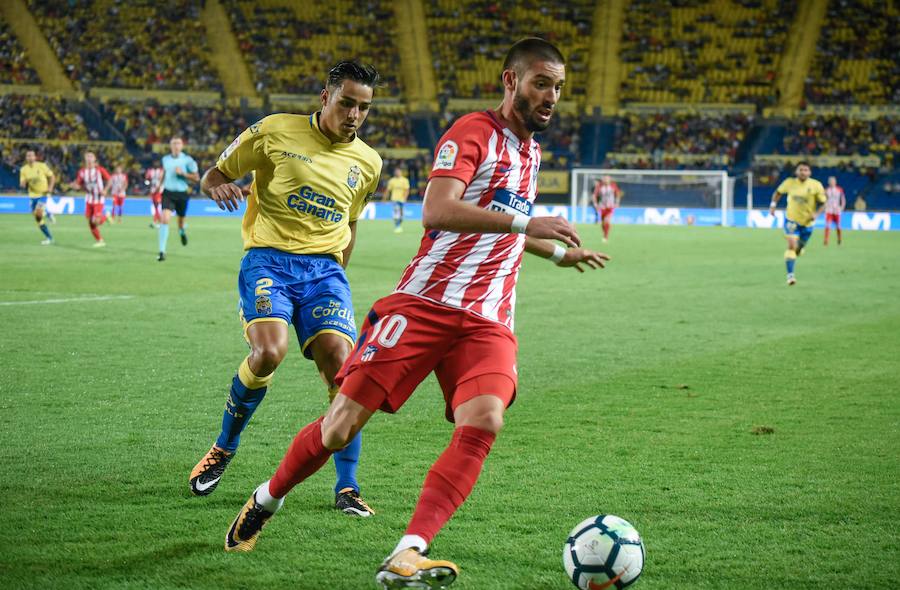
[0,214,898,590]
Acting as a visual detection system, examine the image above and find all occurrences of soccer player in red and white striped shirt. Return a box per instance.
[823,176,846,246]
[74,151,111,246]
[591,175,623,242]
[145,159,165,227]
[109,165,128,223]
[223,38,609,588]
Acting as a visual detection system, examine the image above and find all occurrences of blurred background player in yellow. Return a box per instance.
[191,61,382,519]
[19,149,56,244]
[769,161,826,285]
[384,167,410,233]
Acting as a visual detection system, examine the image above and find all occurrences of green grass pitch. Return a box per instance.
[1,213,898,589]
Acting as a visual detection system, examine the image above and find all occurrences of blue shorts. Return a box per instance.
[30,196,47,212]
[784,218,813,242]
[238,248,356,359]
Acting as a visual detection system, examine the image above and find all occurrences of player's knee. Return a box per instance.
[457,408,504,435]
[320,415,355,450]
[250,342,287,374]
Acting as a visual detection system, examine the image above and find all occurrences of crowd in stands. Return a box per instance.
[620,0,792,106]
[0,20,40,85]
[223,0,402,96]
[363,107,417,148]
[101,99,252,169]
[780,115,899,162]
[613,112,753,165]
[427,0,593,99]
[804,0,899,104]
[0,94,96,141]
[28,0,221,91]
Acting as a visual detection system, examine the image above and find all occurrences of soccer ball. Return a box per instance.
[563,514,645,589]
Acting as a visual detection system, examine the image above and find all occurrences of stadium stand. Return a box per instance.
[0,94,96,140]
[779,115,899,159]
[0,19,40,85]
[804,0,900,105]
[619,0,794,106]
[221,0,402,96]
[27,0,222,91]
[426,0,593,98]
[363,106,417,149]
[611,112,753,166]
[102,99,251,155]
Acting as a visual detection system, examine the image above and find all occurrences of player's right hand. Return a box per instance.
[209,182,245,211]
[525,216,581,248]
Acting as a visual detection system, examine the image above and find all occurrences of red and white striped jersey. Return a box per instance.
[394,110,541,330]
[593,181,619,208]
[76,166,111,204]
[109,172,128,196]
[825,186,845,214]
[145,167,164,194]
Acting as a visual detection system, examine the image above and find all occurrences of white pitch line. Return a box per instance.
[0,295,134,306]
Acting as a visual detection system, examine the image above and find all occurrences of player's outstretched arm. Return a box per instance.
[768,191,782,215]
[524,236,610,273]
[202,166,245,212]
[423,177,580,247]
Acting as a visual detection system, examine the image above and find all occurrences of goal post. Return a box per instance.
[570,168,734,226]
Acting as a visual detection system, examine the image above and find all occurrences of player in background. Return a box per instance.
[157,137,199,261]
[823,176,845,246]
[221,39,609,589]
[769,161,826,285]
[384,167,410,233]
[190,61,381,518]
[145,158,165,228]
[75,151,111,247]
[109,165,128,223]
[19,149,55,244]
[591,175,622,242]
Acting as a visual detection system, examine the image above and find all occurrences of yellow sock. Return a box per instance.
[238,357,273,389]
[328,384,340,402]
[784,249,797,260]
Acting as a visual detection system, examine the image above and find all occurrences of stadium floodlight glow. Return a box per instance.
[570,168,735,226]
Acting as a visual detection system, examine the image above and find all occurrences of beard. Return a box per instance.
[514,92,552,133]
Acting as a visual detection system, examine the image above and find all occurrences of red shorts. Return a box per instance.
[336,293,518,422]
[600,207,615,220]
[112,194,125,206]
[826,213,841,225]
[84,202,105,219]
[151,192,162,204]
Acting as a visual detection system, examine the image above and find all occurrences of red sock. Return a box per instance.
[837,228,842,243]
[405,426,496,543]
[602,221,610,239]
[824,227,830,244]
[90,223,101,241]
[269,417,333,498]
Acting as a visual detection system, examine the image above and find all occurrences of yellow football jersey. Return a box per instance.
[386,175,410,202]
[217,113,382,264]
[777,177,826,226]
[20,162,53,197]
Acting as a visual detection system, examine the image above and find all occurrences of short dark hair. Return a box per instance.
[502,37,566,75]
[327,61,380,91]
[796,161,811,168]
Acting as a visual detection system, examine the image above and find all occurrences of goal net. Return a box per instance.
[570,169,734,226]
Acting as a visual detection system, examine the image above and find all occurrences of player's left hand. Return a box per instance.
[175,167,184,175]
[557,248,610,273]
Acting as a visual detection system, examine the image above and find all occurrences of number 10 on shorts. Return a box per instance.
[360,314,407,361]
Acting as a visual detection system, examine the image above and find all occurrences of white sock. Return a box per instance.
[391,534,428,558]
[254,480,284,513]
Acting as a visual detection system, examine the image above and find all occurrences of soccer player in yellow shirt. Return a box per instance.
[19,150,56,244]
[384,167,410,233]
[768,161,826,285]
[190,62,382,521]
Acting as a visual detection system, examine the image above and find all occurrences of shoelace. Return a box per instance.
[238,503,268,537]
[202,449,229,472]
[346,491,373,512]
